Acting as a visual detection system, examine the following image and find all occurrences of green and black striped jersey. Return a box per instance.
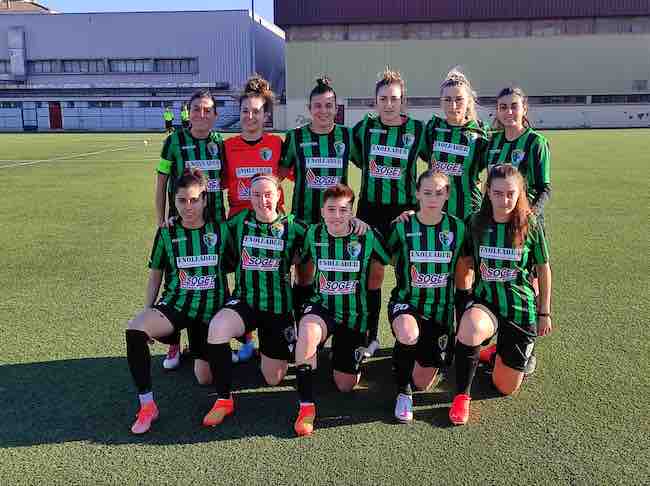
[302,224,390,332]
[148,221,230,323]
[485,128,551,213]
[353,114,425,206]
[422,115,488,220]
[158,128,226,221]
[280,124,356,224]
[387,213,469,326]
[228,209,307,315]
[469,217,549,330]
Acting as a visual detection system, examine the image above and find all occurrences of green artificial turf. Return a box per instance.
[0,130,648,485]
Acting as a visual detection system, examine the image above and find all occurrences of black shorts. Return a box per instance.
[222,299,296,361]
[388,301,455,368]
[300,303,367,375]
[153,302,208,360]
[165,120,173,130]
[356,201,417,238]
[469,298,536,372]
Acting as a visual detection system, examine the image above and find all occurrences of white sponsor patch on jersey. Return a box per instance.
[186,159,222,171]
[433,141,470,157]
[410,266,449,288]
[300,142,318,148]
[318,273,359,295]
[241,248,280,271]
[369,160,401,179]
[479,246,522,261]
[305,157,344,169]
[243,235,284,251]
[369,128,387,135]
[317,259,361,273]
[176,254,219,268]
[370,144,409,160]
[409,250,453,263]
[306,169,340,189]
[235,166,272,178]
[178,271,216,290]
[431,160,464,177]
[479,262,518,282]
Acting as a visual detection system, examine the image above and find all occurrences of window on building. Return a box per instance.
[154,58,198,73]
[109,59,154,73]
[27,60,61,74]
[0,101,20,108]
[88,101,124,108]
[62,59,106,74]
[139,101,163,107]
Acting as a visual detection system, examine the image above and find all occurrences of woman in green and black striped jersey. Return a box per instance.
[280,77,357,313]
[386,170,470,424]
[449,165,552,426]
[421,68,489,322]
[352,68,427,355]
[125,168,232,435]
[486,86,551,224]
[201,175,307,428]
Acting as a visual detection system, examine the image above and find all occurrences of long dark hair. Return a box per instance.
[472,164,531,248]
[492,85,531,130]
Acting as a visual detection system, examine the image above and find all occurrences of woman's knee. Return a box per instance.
[457,309,494,345]
[194,359,212,385]
[492,356,524,396]
[392,317,419,346]
[334,372,359,392]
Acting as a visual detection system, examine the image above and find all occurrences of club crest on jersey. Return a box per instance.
[260,148,273,161]
[402,133,415,148]
[202,233,218,248]
[207,142,220,157]
[369,160,401,180]
[347,240,362,259]
[334,141,346,157]
[178,270,216,290]
[511,149,525,166]
[410,265,449,288]
[238,180,251,200]
[271,222,285,238]
[438,334,449,351]
[439,230,454,248]
[283,325,297,344]
[318,273,358,295]
[241,248,280,271]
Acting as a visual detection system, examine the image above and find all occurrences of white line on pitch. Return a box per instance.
[0,145,136,169]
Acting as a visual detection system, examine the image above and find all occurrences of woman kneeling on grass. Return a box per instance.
[126,168,231,434]
[449,164,552,426]
[386,170,470,423]
[202,174,307,427]
[292,183,390,436]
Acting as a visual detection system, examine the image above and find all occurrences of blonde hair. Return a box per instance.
[440,67,478,122]
[375,66,406,102]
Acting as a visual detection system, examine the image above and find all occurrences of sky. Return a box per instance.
[46,1,274,22]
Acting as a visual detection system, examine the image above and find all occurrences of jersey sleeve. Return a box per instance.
[280,130,296,169]
[530,135,552,214]
[157,136,174,175]
[531,223,550,265]
[350,119,366,169]
[420,119,433,165]
[300,225,315,264]
[291,218,308,259]
[148,228,167,270]
[370,230,391,265]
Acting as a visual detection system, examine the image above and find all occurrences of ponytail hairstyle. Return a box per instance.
[375,66,406,104]
[439,67,478,122]
[240,74,275,113]
[309,76,337,104]
[492,85,531,130]
[473,164,531,248]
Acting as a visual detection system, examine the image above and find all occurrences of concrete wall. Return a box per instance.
[276,102,650,131]
[285,34,650,101]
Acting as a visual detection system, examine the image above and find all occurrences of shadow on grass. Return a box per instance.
[0,347,501,447]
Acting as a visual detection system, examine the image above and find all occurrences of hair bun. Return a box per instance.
[244,74,271,95]
[315,76,332,88]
